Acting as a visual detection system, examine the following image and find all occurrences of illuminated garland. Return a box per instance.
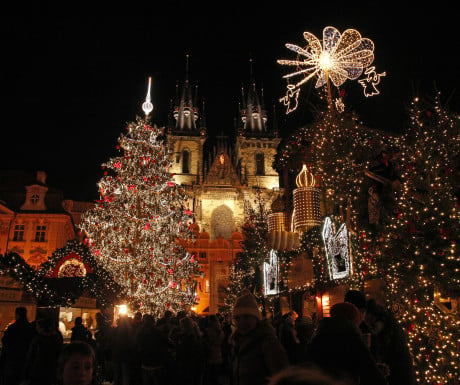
[37,239,123,309]
[0,252,66,306]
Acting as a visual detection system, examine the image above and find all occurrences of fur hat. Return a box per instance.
[330,302,362,326]
[233,289,262,320]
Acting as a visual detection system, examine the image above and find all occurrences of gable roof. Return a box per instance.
[203,150,241,186]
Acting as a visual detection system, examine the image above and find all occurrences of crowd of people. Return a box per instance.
[0,289,415,385]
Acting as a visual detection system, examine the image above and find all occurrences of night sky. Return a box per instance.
[3,1,458,202]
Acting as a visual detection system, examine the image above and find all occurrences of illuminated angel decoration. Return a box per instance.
[278,26,383,112]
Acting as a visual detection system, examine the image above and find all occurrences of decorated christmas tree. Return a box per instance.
[225,190,271,310]
[384,92,460,384]
[79,80,200,317]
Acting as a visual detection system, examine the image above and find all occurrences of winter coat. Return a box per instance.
[230,319,289,385]
[203,325,224,365]
[304,316,388,385]
[278,316,300,364]
[71,324,92,343]
[23,332,63,385]
[175,330,205,385]
[1,318,36,384]
[136,324,172,368]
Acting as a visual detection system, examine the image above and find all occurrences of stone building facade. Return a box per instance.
[167,68,282,314]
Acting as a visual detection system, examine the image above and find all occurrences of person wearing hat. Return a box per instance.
[230,289,289,385]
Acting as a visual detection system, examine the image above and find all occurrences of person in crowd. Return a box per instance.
[278,311,301,364]
[174,316,205,385]
[365,299,416,385]
[203,314,225,385]
[136,314,173,385]
[130,312,144,385]
[219,312,233,381]
[23,317,64,385]
[71,316,93,343]
[268,365,351,385]
[344,290,372,347]
[230,289,289,385]
[156,310,175,337]
[93,312,113,384]
[303,302,387,385]
[0,306,36,385]
[57,341,95,385]
[111,315,134,385]
[268,365,349,385]
[294,314,315,362]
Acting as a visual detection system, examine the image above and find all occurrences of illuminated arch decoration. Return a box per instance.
[264,249,279,295]
[57,258,87,278]
[322,217,350,280]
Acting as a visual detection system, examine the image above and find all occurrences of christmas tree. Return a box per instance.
[384,92,460,384]
[79,80,200,317]
[225,189,271,310]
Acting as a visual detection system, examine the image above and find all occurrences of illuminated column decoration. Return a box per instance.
[268,193,287,232]
[322,217,350,280]
[293,164,321,232]
[263,249,279,295]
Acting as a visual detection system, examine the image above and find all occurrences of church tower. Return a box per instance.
[167,56,206,186]
[235,62,281,191]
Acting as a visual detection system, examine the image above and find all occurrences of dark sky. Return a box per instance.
[3,1,458,201]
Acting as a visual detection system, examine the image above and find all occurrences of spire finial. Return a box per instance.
[185,54,190,82]
[142,77,154,117]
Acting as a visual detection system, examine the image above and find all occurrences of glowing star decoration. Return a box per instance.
[264,249,279,295]
[279,84,300,114]
[322,217,350,280]
[358,66,386,97]
[278,26,381,111]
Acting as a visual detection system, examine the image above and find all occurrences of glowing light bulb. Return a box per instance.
[319,52,332,70]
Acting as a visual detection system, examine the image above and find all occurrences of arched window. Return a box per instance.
[255,152,265,175]
[211,205,233,240]
[182,149,190,174]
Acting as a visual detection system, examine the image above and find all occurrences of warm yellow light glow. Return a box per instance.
[118,304,128,315]
[319,52,332,70]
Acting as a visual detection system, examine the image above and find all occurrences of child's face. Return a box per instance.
[62,354,93,385]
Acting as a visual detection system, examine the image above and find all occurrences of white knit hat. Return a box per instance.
[233,289,262,320]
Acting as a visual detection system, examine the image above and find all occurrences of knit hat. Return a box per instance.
[330,302,362,326]
[233,289,262,320]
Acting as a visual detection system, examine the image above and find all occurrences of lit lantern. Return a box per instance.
[293,164,321,232]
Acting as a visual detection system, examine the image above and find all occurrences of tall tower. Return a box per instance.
[167,56,206,186]
[235,62,281,191]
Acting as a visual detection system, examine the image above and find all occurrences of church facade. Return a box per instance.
[167,68,282,314]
